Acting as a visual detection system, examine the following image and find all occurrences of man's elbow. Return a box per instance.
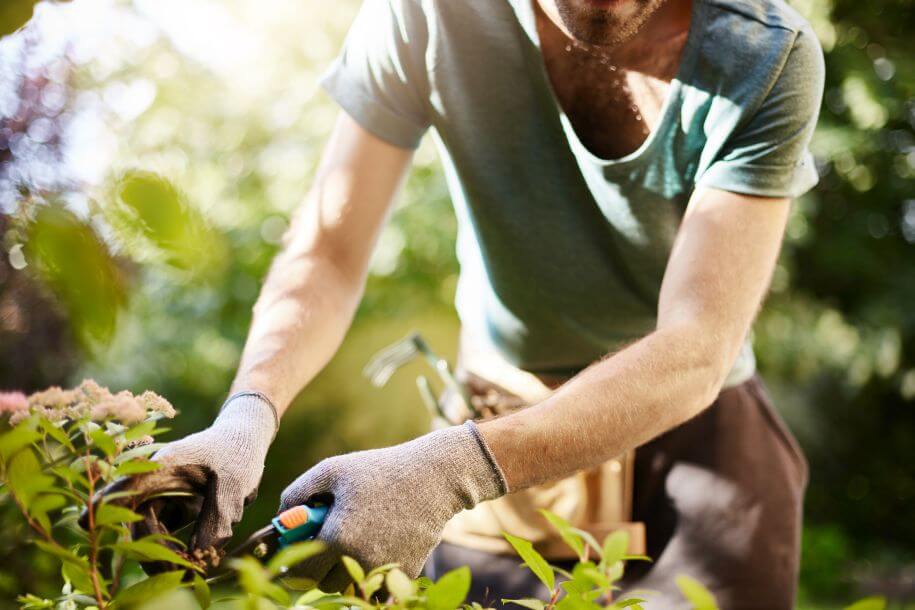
[672,327,741,419]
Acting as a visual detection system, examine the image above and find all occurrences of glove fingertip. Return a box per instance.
[279,462,336,512]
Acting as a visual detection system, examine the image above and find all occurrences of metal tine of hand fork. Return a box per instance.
[416,375,450,422]
[363,334,421,387]
[362,331,480,418]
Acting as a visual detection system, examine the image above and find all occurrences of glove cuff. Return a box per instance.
[417,421,509,513]
[463,420,510,497]
[216,391,279,442]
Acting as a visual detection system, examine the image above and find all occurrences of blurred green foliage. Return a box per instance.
[106,171,228,276]
[0,0,913,607]
[23,204,125,345]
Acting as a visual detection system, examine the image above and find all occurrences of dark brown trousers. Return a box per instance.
[425,375,809,609]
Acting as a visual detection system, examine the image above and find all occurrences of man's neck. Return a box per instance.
[532,0,694,158]
[534,0,693,74]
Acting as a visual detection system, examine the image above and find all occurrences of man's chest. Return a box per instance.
[536,18,688,160]
[547,62,672,159]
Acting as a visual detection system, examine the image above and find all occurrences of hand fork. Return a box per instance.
[363,331,480,422]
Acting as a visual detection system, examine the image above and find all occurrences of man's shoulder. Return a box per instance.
[692,0,822,98]
[702,0,812,34]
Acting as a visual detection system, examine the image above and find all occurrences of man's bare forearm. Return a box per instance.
[229,230,364,415]
[479,323,726,490]
[227,112,414,417]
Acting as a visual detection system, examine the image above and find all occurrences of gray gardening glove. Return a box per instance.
[278,421,507,590]
[96,391,277,554]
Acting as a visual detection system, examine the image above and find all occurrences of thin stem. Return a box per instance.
[84,450,107,609]
[41,435,54,464]
[545,585,562,610]
[110,544,125,595]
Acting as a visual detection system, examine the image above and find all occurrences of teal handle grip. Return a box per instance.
[272,504,328,547]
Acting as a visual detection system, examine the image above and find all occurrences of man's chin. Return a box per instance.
[563,17,627,47]
[555,0,660,48]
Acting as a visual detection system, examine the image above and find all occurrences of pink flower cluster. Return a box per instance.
[4,379,176,426]
[0,392,28,415]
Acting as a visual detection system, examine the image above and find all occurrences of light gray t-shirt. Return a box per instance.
[321,0,824,383]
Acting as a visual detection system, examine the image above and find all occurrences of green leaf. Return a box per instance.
[89,428,117,457]
[675,575,718,610]
[601,531,630,566]
[111,570,185,608]
[317,595,373,609]
[62,560,98,596]
[426,566,471,610]
[341,556,365,584]
[50,465,90,488]
[366,562,400,578]
[99,490,142,504]
[539,510,585,558]
[555,594,601,610]
[112,170,227,275]
[29,493,67,533]
[140,532,187,548]
[361,573,384,599]
[386,568,415,601]
[124,420,157,442]
[114,539,201,572]
[30,492,66,513]
[503,533,555,591]
[570,528,602,557]
[192,573,211,609]
[502,599,546,610]
[95,504,143,527]
[570,561,610,590]
[115,443,164,464]
[561,579,590,596]
[611,598,646,609]
[844,597,887,610]
[24,205,125,344]
[266,540,324,574]
[38,418,75,451]
[113,459,161,477]
[0,421,41,460]
[295,589,331,606]
[16,594,54,609]
[606,561,624,583]
[34,540,89,570]
[7,447,55,505]
[230,556,289,606]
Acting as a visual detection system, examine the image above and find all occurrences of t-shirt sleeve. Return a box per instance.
[697,26,825,199]
[319,0,431,150]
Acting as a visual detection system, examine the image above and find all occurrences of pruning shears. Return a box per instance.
[207,503,327,582]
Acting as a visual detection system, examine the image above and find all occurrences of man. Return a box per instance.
[122,0,823,606]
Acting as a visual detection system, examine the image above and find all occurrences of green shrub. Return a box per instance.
[0,383,887,610]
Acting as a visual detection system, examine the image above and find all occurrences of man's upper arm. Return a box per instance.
[657,188,790,384]
[668,23,824,382]
[697,25,825,199]
[286,111,414,282]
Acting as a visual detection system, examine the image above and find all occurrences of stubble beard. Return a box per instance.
[554,0,669,48]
